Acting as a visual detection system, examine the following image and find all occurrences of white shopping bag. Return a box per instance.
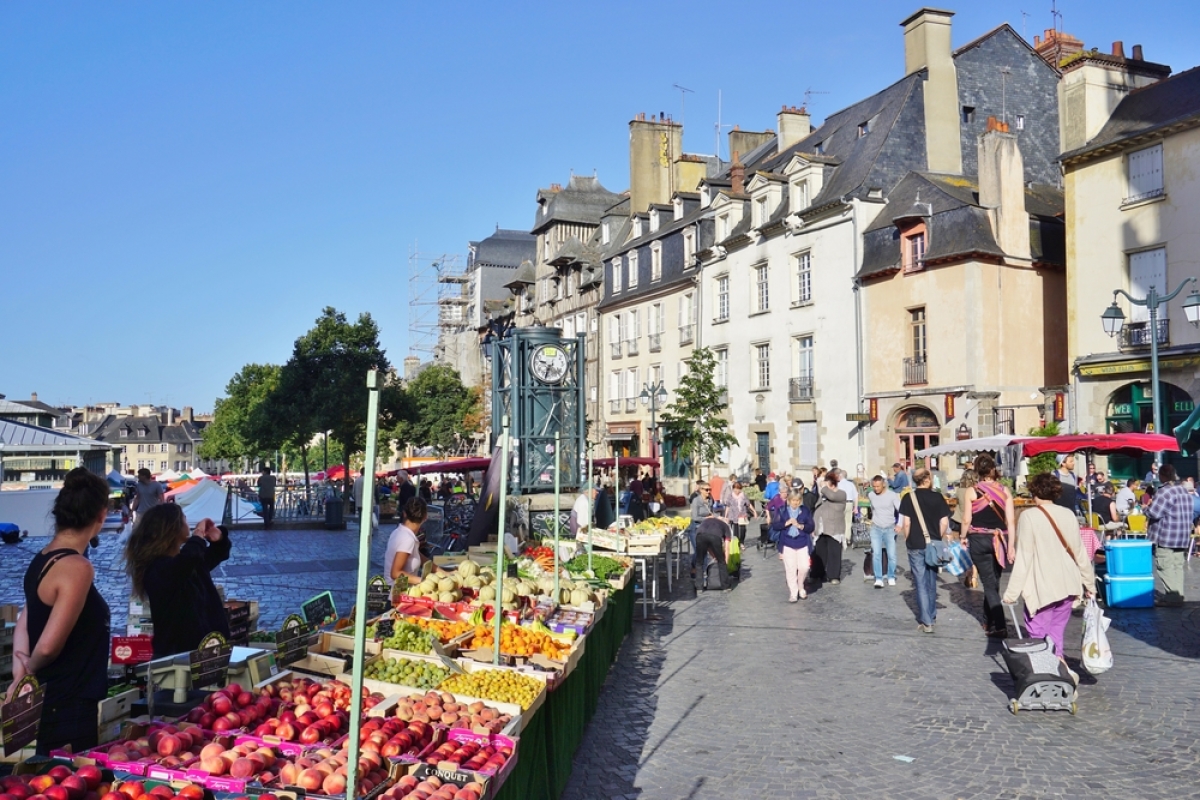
[1081,598,1113,675]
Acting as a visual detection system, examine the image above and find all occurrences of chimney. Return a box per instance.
[777,105,812,152]
[165,408,176,426]
[1132,44,1144,61]
[629,113,683,213]
[30,392,38,402]
[901,8,962,174]
[728,127,774,164]
[182,406,194,424]
[730,151,745,196]
[1112,41,1125,58]
[978,117,1030,262]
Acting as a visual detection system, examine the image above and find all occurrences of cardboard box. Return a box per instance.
[98,688,140,723]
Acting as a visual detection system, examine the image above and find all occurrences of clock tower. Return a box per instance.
[491,326,586,493]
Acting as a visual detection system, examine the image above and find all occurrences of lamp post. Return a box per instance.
[639,380,668,475]
[1101,278,1200,462]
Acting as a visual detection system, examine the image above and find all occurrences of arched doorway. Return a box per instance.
[1106,382,1197,481]
[895,406,940,468]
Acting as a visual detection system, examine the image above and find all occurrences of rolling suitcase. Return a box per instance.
[1000,604,1078,715]
[862,549,888,578]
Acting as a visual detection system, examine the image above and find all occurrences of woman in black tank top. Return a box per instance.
[9,469,111,754]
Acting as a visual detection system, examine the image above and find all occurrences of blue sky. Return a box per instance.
[3,1,1197,411]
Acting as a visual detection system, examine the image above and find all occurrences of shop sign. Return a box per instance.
[1054,392,1065,422]
[366,575,391,617]
[0,676,43,757]
[302,590,338,628]
[1079,355,1200,377]
[1175,400,1195,412]
[944,394,956,420]
[607,422,639,436]
[869,398,879,422]
[846,413,872,422]
[1111,403,1133,416]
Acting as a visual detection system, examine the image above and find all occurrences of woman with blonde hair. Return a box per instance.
[125,504,231,658]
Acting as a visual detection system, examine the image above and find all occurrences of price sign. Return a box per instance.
[374,617,395,641]
[189,632,233,689]
[366,575,391,617]
[302,591,337,628]
[1,676,44,757]
[275,614,316,668]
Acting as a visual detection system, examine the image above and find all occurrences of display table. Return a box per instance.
[493,580,635,800]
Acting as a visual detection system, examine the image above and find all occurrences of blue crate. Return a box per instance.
[1103,574,1154,608]
[1104,540,1153,577]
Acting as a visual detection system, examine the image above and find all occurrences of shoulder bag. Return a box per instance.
[914,493,953,568]
[1035,505,1076,560]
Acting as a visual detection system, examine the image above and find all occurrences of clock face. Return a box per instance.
[530,344,570,384]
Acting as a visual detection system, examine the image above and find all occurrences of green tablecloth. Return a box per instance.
[493,581,634,800]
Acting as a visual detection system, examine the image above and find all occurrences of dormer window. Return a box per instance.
[138,428,147,438]
[601,220,610,245]
[632,217,643,238]
[700,185,711,207]
[792,180,809,212]
[119,428,128,439]
[683,227,696,267]
[628,251,639,289]
[903,226,927,274]
[814,141,825,155]
[649,209,660,232]
[674,197,684,220]
[755,195,770,227]
[718,213,730,241]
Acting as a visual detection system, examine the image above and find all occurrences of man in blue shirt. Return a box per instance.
[763,472,780,501]
[888,463,910,493]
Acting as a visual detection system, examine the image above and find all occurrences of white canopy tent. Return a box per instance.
[915,435,1020,458]
[172,479,259,524]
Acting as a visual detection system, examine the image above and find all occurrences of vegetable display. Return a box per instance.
[564,554,626,580]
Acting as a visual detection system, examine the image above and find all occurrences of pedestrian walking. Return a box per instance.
[899,468,951,632]
[812,472,847,585]
[961,454,1016,638]
[689,481,714,576]
[1002,472,1096,659]
[867,476,901,587]
[723,482,752,545]
[836,469,858,541]
[131,467,164,522]
[693,515,732,593]
[754,468,767,493]
[1146,464,1192,606]
[772,489,814,602]
[1053,454,1081,515]
[257,466,277,529]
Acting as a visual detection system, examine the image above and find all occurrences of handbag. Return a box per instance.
[913,493,953,568]
[944,540,973,576]
[1081,598,1113,674]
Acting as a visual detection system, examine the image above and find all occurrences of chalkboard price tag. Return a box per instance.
[189,632,233,689]
[366,575,391,617]
[0,676,44,757]
[275,615,316,668]
[302,591,337,628]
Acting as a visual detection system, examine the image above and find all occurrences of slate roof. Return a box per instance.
[503,260,536,289]
[470,228,536,270]
[532,175,623,234]
[0,400,46,416]
[1061,66,1200,161]
[858,172,1065,279]
[9,398,63,415]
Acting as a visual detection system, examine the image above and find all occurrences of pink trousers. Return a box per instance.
[781,546,811,599]
[1024,596,1075,656]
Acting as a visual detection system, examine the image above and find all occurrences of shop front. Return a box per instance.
[604,421,640,459]
[1104,381,1197,480]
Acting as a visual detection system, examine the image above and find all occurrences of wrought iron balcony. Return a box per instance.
[609,399,621,414]
[789,375,814,402]
[626,338,639,356]
[680,324,694,345]
[903,357,927,386]
[625,398,637,413]
[610,342,622,358]
[1119,318,1169,350]
[648,333,662,352]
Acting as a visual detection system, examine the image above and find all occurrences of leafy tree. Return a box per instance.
[1026,420,1061,476]
[395,364,472,453]
[461,383,488,440]
[198,364,282,467]
[658,347,737,481]
[278,307,399,500]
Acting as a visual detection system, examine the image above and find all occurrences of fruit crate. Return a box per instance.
[407,728,518,798]
[443,661,549,718]
[347,650,462,698]
[372,690,523,736]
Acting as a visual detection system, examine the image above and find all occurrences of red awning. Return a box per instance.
[591,457,659,469]
[1018,433,1180,457]
[406,457,493,475]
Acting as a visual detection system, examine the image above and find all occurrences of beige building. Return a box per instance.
[1061,56,1200,481]
[859,122,1067,471]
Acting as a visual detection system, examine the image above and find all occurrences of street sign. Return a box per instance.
[846,413,872,422]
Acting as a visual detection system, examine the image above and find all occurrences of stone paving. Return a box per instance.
[561,539,1200,800]
[4,523,1200,798]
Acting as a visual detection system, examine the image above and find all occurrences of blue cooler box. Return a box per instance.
[1103,574,1154,608]
[1105,540,1153,576]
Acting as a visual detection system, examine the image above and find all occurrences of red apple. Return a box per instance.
[27,779,54,795]
[43,787,69,800]
[47,767,73,783]
[115,783,143,800]
[59,777,87,800]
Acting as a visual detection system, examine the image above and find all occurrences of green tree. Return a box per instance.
[278,307,398,500]
[396,364,472,454]
[1026,420,1061,476]
[658,347,737,481]
[198,363,282,467]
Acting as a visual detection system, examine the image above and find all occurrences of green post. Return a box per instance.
[586,446,593,573]
[553,431,561,602]
[344,369,381,800]
[493,416,511,666]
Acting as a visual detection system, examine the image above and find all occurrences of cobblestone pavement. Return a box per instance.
[4,525,1199,798]
[562,540,1200,800]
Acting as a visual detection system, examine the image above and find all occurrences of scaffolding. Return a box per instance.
[407,244,464,360]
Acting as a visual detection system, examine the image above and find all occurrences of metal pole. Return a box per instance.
[1148,287,1163,467]
[587,445,594,572]
[553,431,561,602]
[345,369,381,800]
[493,416,511,666]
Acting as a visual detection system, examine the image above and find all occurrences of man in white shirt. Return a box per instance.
[866,476,902,587]
[1114,479,1138,518]
[572,483,595,537]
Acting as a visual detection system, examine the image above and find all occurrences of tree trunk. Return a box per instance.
[300,443,311,504]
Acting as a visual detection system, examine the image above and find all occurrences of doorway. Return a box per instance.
[756,432,770,474]
[895,406,940,468]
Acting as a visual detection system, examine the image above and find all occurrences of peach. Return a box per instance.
[42,788,69,800]
[296,770,324,793]
[320,775,346,796]
[156,734,181,757]
[199,743,226,761]
[229,759,257,780]
[198,757,227,776]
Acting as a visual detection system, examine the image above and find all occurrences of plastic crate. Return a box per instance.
[1104,540,1152,577]
[1103,574,1154,608]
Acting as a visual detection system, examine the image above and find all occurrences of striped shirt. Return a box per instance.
[1147,483,1194,548]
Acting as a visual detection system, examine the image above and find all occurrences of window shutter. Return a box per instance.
[1128,144,1163,201]
[1129,248,1167,323]
[799,422,818,466]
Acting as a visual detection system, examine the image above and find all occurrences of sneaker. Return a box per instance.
[829,579,840,585]
[918,623,934,633]
[863,573,874,582]
[874,580,884,589]
[799,590,807,600]
[789,594,798,603]
[887,577,896,586]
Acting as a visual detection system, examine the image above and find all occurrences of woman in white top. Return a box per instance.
[385,498,427,588]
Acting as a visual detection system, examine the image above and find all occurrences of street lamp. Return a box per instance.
[1101,277,1200,456]
[638,380,668,474]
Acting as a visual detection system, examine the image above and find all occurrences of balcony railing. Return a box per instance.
[1119,318,1169,350]
[610,342,622,358]
[648,333,662,352]
[680,324,694,345]
[609,400,621,414]
[625,398,637,413]
[716,388,728,406]
[789,375,814,402]
[903,357,927,386]
[626,338,639,356]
